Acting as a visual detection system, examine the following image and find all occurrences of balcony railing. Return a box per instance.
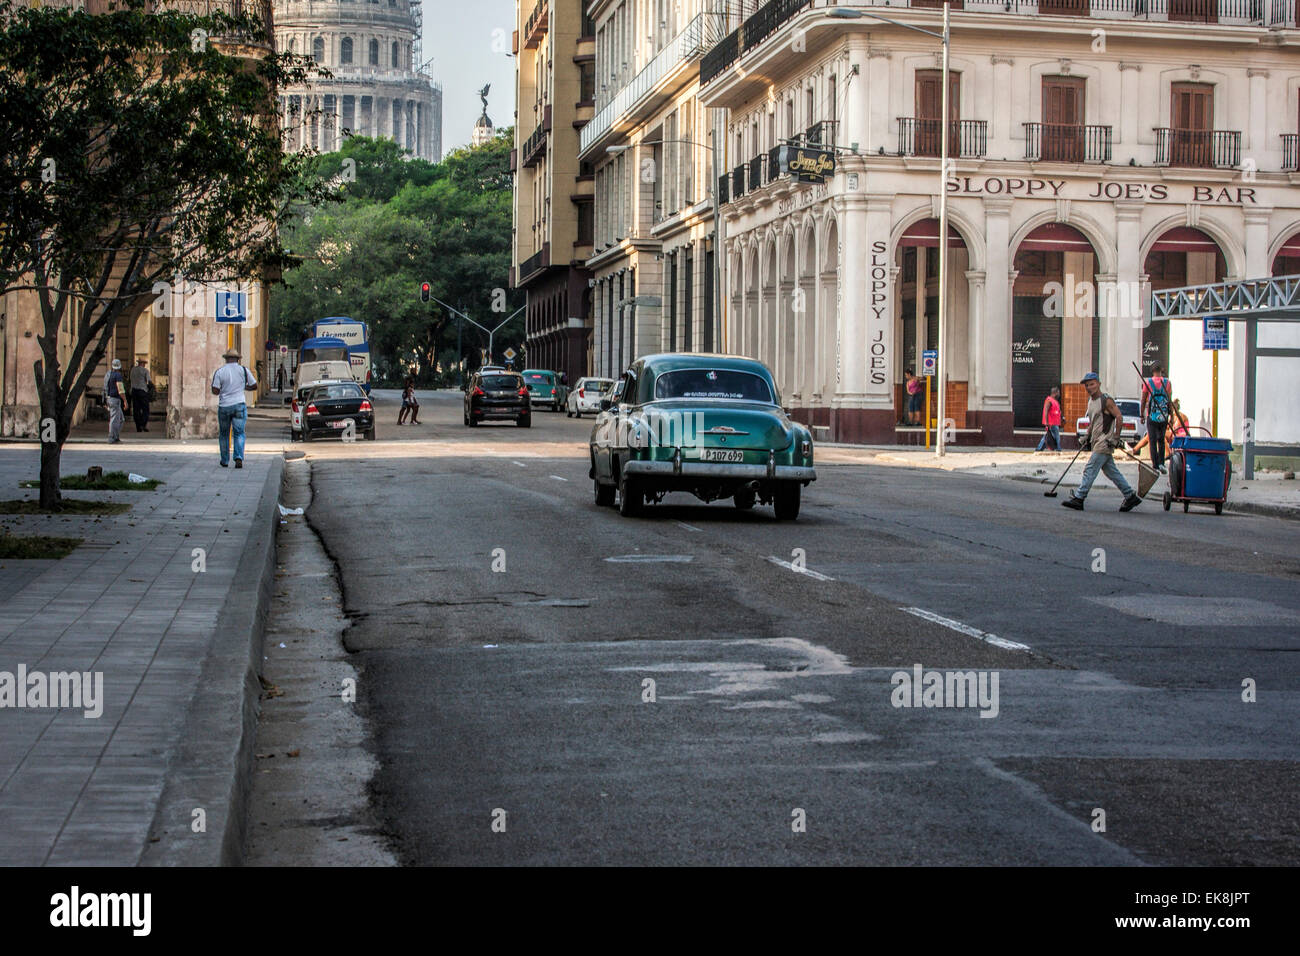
[749,154,765,191]
[897,118,988,158]
[1154,127,1241,168]
[717,174,731,205]
[767,145,783,184]
[804,121,838,148]
[581,13,721,155]
[701,0,1296,88]
[524,0,549,49]
[1284,134,1299,172]
[518,244,551,283]
[1024,122,1113,163]
[521,105,551,168]
[731,164,747,200]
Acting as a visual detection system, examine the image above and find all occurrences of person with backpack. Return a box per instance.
[1141,364,1173,473]
[210,348,257,468]
[1062,372,1142,513]
[1036,386,1062,452]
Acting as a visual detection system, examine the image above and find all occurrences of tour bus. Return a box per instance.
[310,317,371,392]
[296,336,355,389]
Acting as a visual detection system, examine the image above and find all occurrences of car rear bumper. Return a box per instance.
[623,460,815,481]
[473,405,529,419]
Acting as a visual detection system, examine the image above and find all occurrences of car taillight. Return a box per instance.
[305,403,318,415]
[473,387,485,396]
[550,387,557,394]
[518,387,528,397]
[578,388,585,398]
[359,400,372,412]
[291,400,299,412]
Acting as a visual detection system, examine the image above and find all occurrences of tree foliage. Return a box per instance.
[0,0,329,508]
[270,131,522,384]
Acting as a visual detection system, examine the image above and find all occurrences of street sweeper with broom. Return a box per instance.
[1061,372,1144,513]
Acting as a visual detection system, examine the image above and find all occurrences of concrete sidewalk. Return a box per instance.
[818,445,1300,520]
[0,443,283,865]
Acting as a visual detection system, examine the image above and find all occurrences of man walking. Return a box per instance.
[129,357,151,432]
[1141,363,1173,473]
[1036,386,1062,452]
[104,358,126,443]
[1062,372,1142,512]
[211,347,256,468]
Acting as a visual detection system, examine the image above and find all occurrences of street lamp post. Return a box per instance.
[828,4,951,456]
[608,137,720,355]
[429,295,526,368]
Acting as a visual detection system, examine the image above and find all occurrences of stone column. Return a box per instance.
[831,193,868,441]
[978,197,1013,441]
[1119,63,1141,160]
[1247,69,1268,162]
[1105,201,1144,392]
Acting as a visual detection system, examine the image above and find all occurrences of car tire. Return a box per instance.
[595,479,615,507]
[290,429,300,442]
[517,415,531,428]
[773,482,801,521]
[566,407,573,418]
[618,472,643,517]
[302,429,313,443]
[365,427,376,441]
[733,488,756,510]
[467,413,478,427]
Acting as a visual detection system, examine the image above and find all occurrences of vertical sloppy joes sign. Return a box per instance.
[869,240,889,386]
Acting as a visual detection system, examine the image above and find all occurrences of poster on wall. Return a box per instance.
[1012,296,1063,429]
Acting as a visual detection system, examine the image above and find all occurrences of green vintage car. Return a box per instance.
[521,369,566,411]
[589,353,816,520]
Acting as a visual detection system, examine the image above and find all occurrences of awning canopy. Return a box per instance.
[1149,226,1222,255]
[899,219,966,248]
[1016,223,1094,253]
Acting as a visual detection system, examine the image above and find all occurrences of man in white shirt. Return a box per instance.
[211,348,256,468]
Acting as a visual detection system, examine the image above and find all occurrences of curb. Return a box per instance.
[139,454,285,866]
[1007,472,1298,520]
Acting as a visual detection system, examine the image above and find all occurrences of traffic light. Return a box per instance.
[420,282,430,302]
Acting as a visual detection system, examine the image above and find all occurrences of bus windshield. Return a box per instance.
[299,346,349,364]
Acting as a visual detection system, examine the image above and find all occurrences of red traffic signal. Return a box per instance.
[420,282,430,302]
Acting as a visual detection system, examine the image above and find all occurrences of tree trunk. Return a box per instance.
[39,436,63,511]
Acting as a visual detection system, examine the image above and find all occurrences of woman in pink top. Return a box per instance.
[1036,386,1062,451]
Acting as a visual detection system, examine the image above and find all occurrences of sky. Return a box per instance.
[421,0,518,154]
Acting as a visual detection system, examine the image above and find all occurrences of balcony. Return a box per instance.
[749,154,766,191]
[731,164,747,200]
[768,145,783,184]
[701,0,1297,89]
[517,244,551,284]
[717,174,731,205]
[804,121,838,149]
[580,13,722,156]
[1284,134,1299,172]
[1153,127,1241,168]
[524,0,549,50]
[897,118,988,159]
[1024,123,1113,163]
[521,105,552,168]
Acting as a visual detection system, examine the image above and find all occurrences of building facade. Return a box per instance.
[275,0,442,162]
[580,0,726,379]
[700,0,1300,447]
[511,0,596,381]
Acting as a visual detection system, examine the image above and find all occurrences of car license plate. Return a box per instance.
[701,449,744,463]
[329,419,350,429]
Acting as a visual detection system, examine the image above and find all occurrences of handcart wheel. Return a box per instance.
[1183,501,1189,513]
[1163,491,1171,511]
[1214,501,1223,515]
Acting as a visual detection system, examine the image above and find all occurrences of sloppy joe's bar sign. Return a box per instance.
[946,176,1258,205]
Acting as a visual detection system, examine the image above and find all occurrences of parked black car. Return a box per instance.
[464,370,531,427]
[299,381,376,441]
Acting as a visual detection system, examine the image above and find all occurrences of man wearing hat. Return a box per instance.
[128,357,152,432]
[1063,372,1142,512]
[210,347,257,468]
[103,358,126,443]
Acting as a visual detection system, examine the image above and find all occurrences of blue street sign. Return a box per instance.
[1202,317,1229,351]
[921,349,938,377]
[215,290,248,323]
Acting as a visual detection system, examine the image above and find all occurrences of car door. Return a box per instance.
[591,377,626,479]
[611,367,640,476]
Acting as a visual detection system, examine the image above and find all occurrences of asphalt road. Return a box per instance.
[299,387,1299,865]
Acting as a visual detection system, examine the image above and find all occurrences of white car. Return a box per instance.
[1075,397,1147,446]
[566,377,615,417]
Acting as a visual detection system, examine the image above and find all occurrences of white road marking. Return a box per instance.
[765,555,835,581]
[549,475,568,481]
[674,521,702,532]
[605,554,694,563]
[511,461,527,468]
[900,607,1030,651]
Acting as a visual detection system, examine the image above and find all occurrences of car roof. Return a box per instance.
[634,352,763,372]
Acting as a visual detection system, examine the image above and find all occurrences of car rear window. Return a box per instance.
[481,375,520,389]
[653,368,773,403]
[310,384,364,400]
[1118,401,1141,417]
[584,379,613,390]
[524,373,552,382]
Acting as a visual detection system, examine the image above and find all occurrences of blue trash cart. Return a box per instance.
[1162,427,1233,515]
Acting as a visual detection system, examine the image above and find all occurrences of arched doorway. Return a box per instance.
[1143,226,1226,376]
[895,218,968,423]
[1272,231,1300,276]
[1011,223,1099,429]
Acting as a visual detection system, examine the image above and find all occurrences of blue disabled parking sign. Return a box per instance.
[1202,316,1229,351]
[922,349,937,377]
[215,290,248,323]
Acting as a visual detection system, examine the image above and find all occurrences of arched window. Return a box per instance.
[312,37,324,62]
[391,41,400,69]
[340,37,353,65]
[369,39,379,66]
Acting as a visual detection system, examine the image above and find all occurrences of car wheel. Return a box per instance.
[1163,491,1171,511]
[595,479,615,507]
[467,413,478,427]
[734,488,756,510]
[290,429,300,442]
[302,429,313,443]
[365,427,376,441]
[517,415,531,428]
[618,472,643,517]
[773,482,801,521]
[1214,501,1224,515]
[566,407,573,418]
